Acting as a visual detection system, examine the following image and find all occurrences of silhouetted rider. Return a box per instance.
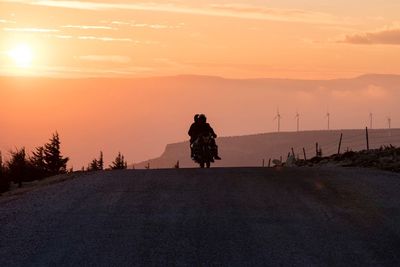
[188,114,200,158]
[188,114,221,160]
[188,114,200,143]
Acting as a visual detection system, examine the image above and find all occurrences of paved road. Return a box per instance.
[1,167,400,266]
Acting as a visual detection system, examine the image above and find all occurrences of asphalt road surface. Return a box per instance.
[1,167,400,266]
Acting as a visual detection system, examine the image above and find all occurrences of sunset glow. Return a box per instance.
[7,43,33,68]
[1,1,400,79]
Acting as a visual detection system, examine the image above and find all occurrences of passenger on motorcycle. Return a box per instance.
[188,114,221,160]
[188,114,199,158]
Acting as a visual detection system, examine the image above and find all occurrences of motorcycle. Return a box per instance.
[192,133,215,168]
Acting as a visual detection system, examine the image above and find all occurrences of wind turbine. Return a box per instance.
[387,116,392,137]
[274,109,281,132]
[326,111,331,130]
[369,112,373,129]
[295,112,300,132]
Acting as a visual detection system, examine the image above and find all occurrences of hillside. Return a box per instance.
[136,128,400,168]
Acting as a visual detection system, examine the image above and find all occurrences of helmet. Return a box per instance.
[198,114,207,123]
[194,114,199,122]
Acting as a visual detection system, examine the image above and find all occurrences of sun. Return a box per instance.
[8,43,33,68]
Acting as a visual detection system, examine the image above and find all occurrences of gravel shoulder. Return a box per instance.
[1,167,400,266]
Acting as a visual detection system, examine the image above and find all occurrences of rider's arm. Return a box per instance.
[188,124,195,136]
[208,124,217,138]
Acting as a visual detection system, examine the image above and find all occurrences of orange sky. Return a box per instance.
[1,74,398,168]
[1,1,400,168]
[1,0,400,79]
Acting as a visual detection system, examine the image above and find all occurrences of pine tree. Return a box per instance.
[30,146,47,178]
[88,151,104,171]
[8,148,28,187]
[43,132,69,175]
[88,159,99,171]
[0,151,9,193]
[98,151,104,170]
[110,152,127,170]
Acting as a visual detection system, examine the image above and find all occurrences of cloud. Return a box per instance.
[77,55,131,63]
[54,35,73,39]
[0,19,16,24]
[109,21,131,26]
[341,28,400,45]
[2,27,132,43]
[3,27,59,33]
[105,20,184,29]
[62,25,116,30]
[77,36,133,42]
[3,1,348,25]
[0,64,154,78]
[208,4,342,24]
[52,34,143,43]
[131,23,182,29]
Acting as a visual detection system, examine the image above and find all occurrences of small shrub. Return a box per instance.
[88,151,104,171]
[110,152,127,170]
[0,164,10,193]
[7,148,31,187]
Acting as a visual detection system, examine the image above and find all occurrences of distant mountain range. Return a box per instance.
[135,128,400,169]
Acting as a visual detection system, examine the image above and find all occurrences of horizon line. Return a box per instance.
[1,72,400,82]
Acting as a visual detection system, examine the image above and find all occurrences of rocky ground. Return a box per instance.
[292,145,400,172]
